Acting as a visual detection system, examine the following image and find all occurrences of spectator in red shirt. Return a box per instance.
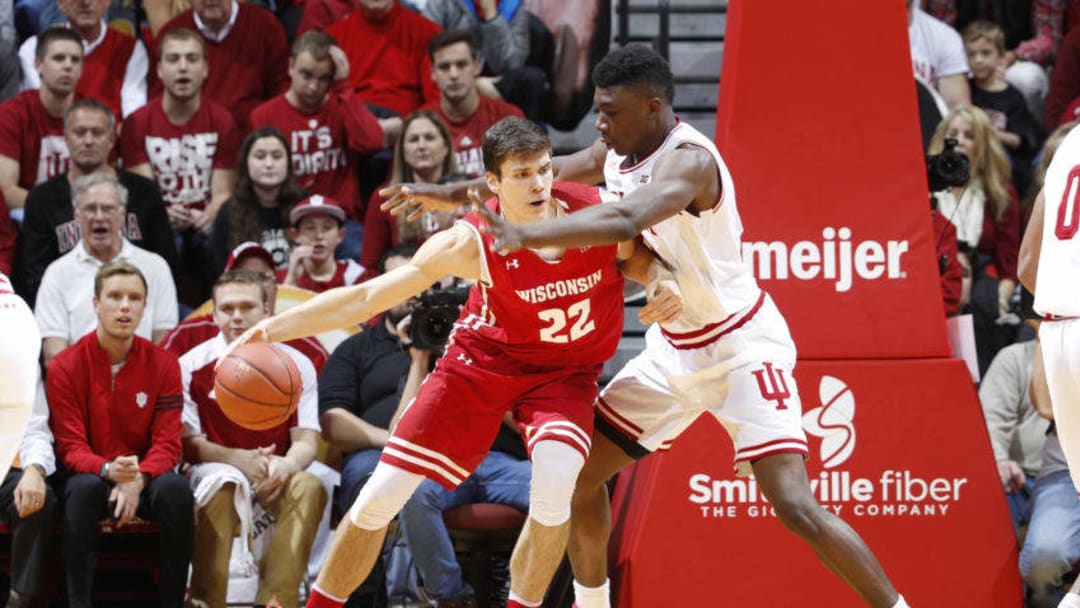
[122,27,239,307]
[250,29,398,262]
[424,29,524,178]
[46,260,193,608]
[155,0,289,131]
[0,27,82,220]
[17,0,149,119]
[280,195,365,292]
[360,110,461,280]
[325,0,441,118]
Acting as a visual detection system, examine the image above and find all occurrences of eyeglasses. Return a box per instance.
[76,204,122,217]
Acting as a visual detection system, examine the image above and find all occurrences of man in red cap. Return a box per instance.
[280,195,365,293]
[159,241,328,371]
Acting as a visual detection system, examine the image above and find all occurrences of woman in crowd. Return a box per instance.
[359,110,462,280]
[929,104,1023,372]
[211,127,307,274]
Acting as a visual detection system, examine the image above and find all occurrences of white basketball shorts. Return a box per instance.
[596,293,808,476]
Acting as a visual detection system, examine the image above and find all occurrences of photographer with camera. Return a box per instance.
[929,105,1023,374]
[318,243,530,608]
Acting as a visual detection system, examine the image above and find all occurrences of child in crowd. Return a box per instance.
[279,195,365,292]
[963,20,1043,191]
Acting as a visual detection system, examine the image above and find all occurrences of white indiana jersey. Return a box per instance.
[0,272,42,482]
[603,121,761,343]
[1036,125,1080,318]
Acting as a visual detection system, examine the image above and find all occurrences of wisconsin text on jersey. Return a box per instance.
[514,270,605,304]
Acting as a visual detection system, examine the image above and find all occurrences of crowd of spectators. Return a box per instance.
[0,0,554,606]
[1,0,1078,605]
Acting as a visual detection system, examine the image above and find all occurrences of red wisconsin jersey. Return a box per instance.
[455,183,623,368]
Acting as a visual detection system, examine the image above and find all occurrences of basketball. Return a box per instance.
[214,343,301,431]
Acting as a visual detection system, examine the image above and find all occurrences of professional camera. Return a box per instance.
[926,137,971,192]
[409,282,471,351]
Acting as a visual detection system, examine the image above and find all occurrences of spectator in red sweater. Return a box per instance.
[155,0,289,131]
[1046,24,1080,127]
[423,29,524,177]
[0,190,14,276]
[17,0,148,119]
[46,260,194,608]
[251,29,397,262]
[360,110,460,280]
[0,27,82,220]
[325,0,441,118]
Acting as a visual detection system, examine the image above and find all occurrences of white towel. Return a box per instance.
[187,462,258,578]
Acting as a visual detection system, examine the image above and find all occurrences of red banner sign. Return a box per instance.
[609,360,1021,606]
[715,0,949,360]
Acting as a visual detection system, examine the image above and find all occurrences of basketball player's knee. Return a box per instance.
[349,465,424,530]
[771,494,825,539]
[530,441,585,527]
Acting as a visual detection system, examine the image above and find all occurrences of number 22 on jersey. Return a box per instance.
[538,299,595,343]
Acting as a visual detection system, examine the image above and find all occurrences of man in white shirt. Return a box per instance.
[35,171,176,366]
[908,0,971,109]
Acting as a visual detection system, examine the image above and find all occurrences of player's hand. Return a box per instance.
[328,45,350,82]
[216,321,273,370]
[379,182,465,222]
[13,465,47,518]
[639,279,683,325]
[997,459,1026,493]
[108,455,140,484]
[166,204,193,231]
[110,475,144,526]
[235,445,275,485]
[470,188,525,253]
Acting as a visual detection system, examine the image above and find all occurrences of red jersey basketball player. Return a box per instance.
[225,116,681,608]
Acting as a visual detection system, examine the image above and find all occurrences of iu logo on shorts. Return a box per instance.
[752,362,791,410]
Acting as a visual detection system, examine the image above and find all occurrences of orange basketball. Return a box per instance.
[214,343,301,431]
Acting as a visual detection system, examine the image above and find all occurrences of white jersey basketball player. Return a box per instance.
[1020,121,1080,608]
[434,46,908,608]
[0,272,42,481]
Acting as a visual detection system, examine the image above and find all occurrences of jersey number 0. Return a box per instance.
[538,299,596,343]
[1056,165,1080,239]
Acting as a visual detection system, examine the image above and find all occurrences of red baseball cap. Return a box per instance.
[224,241,275,271]
[289,194,346,226]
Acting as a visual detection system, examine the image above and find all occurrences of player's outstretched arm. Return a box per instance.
[479,147,714,252]
[551,138,607,185]
[231,224,482,348]
[1018,188,1045,293]
[379,179,488,221]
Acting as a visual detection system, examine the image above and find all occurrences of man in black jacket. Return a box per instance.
[15,98,177,306]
